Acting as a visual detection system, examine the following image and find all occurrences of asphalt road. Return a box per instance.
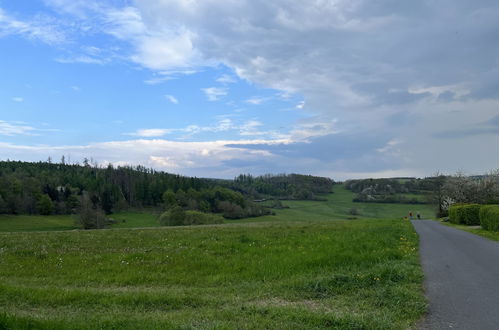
[412,220,499,329]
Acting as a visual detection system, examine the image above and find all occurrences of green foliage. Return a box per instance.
[161,190,177,209]
[346,177,435,205]
[217,200,272,219]
[36,194,54,215]
[0,160,208,215]
[229,173,334,200]
[479,205,499,231]
[184,210,223,225]
[159,207,223,226]
[76,194,107,229]
[449,203,482,225]
[159,206,186,226]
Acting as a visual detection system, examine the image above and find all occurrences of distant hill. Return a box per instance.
[0,160,333,217]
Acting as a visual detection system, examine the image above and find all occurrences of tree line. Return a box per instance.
[0,160,334,219]
[345,177,438,204]
[223,173,334,200]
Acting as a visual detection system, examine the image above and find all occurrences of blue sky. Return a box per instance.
[1,0,499,179]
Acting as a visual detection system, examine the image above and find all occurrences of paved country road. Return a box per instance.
[411,220,499,329]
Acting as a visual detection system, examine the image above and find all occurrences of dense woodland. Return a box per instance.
[345,177,441,204]
[0,160,333,219]
[224,173,334,200]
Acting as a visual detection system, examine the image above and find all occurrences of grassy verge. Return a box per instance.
[441,221,499,242]
[0,218,425,329]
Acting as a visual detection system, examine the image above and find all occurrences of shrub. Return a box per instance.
[184,211,224,225]
[218,201,245,219]
[76,204,107,229]
[448,203,481,225]
[479,205,499,231]
[159,206,186,226]
[159,208,223,226]
[37,194,54,215]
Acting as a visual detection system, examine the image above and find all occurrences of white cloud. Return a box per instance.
[55,56,108,65]
[12,97,24,102]
[144,69,198,85]
[130,32,198,70]
[0,8,66,45]
[216,74,236,84]
[0,138,289,177]
[245,97,267,105]
[0,120,36,136]
[4,1,499,177]
[128,128,172,137]
[165,94,179,104]
[201,87,227,101]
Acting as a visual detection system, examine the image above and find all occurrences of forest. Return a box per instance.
[344,177,440,204]
[0,160,334,219]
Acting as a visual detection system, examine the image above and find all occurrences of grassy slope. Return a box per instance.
[0,220,424,329]
[0,184,428,329]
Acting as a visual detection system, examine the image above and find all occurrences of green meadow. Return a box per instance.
[0,184,431,329]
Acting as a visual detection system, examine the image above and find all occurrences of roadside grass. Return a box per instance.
[0,218,425,329]
[441,221,499,242]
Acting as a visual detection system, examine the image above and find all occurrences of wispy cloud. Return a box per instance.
[201,87,227,101]
[245,97,267,105]
[0,8,65,45]
[55,55,108,65]
[126,118,289,140]
[165,94,179,104]
[127,128,173,138]
[12,97,24,102]
[0,120,36,136]
[144,69,198,85]
[216,74,236,84]
[296,101,305,109]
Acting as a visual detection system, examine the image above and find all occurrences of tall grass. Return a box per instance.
[0,218,425,329]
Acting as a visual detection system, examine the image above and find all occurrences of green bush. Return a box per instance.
[448,203,481,225]
[159,208,223,226]
[479,205,499,231]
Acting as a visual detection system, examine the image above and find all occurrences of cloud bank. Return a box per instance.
[1,0,499,178]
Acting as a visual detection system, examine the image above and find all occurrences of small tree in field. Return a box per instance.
[37,194,54,215]
[159,206,186,226]
[76,193,107,229]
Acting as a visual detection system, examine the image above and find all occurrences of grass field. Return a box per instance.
[0,184,431,329]
[0,184,436,232]
[0,219,425,329]
[0,215,75,232]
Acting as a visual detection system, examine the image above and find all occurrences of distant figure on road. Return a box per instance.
[417,211,421,220]
[409,211,413,220]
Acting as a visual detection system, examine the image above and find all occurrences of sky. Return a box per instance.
[1,0,498,180]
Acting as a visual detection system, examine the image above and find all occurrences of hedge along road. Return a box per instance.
[412,220,499,329]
